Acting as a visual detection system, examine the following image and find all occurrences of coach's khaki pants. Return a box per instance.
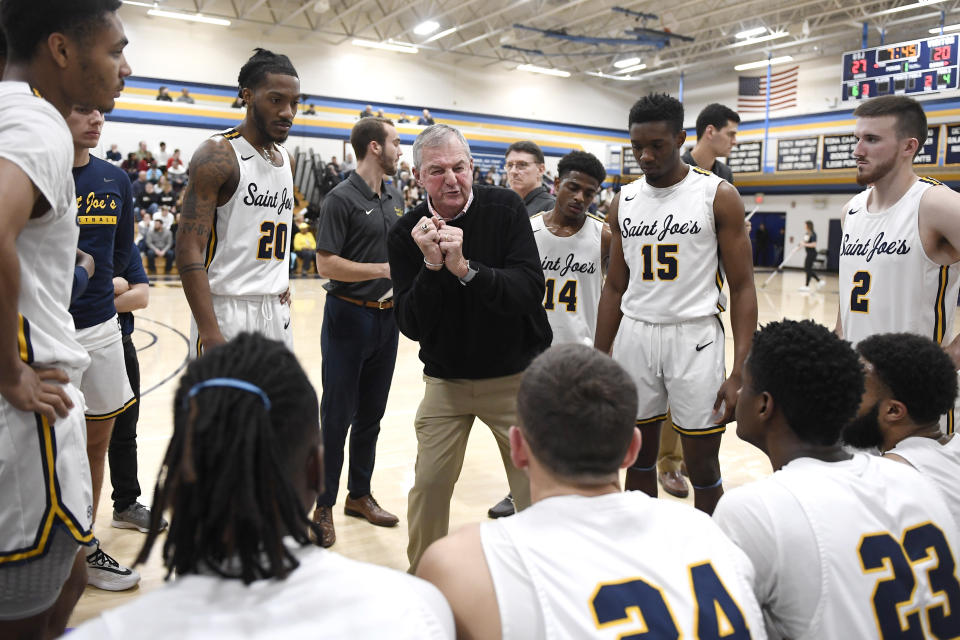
[658,411,684,473]
[407,373,531,572]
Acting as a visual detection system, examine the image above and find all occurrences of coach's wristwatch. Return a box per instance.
[458,260,478,286]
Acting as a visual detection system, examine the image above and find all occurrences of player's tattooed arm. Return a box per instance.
[176,138,239,350]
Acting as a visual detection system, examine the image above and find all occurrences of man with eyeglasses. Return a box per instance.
[505,140,555,217]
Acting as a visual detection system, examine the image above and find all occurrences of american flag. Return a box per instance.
[737,66,798,113]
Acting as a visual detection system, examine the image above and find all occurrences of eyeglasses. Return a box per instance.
[505,161,534,171]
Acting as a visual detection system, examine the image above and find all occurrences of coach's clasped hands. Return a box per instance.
[412,216,469,278]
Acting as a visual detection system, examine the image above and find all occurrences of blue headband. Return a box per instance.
[185,378,271,411]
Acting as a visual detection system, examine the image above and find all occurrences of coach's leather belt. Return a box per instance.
[333,294,393,310]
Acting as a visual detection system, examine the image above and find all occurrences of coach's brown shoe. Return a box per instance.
[310,506,335,547]
[658,469,690,499]
[344,494,399,527]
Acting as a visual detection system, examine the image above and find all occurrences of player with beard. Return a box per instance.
[838,96,960,433]
[843,332,960,525]
[310,117,404,547]
[176,48,298,357]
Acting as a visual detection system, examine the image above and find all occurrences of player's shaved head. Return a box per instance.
[517,344,637,482]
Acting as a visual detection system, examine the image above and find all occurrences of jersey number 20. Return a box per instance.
[859,522,960,639]
[257,221,288,261]
[590,562,752,639]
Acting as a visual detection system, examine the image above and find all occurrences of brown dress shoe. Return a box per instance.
[658,469,690,498]
[344,494,399,527]
[310,506,335,547]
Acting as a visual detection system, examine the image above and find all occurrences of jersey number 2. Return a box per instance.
[257,221,288,261]
[590,562,751,639]
[859,522,960,639]
[851,271,871,313]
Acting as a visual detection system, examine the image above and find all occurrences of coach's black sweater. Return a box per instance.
[388,185,552,379]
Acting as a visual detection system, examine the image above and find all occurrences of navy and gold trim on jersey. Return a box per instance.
[920,176,944,187]
[18,314,34,364]
[691,166,713,177]
[85,396,137,421]
[221,128,242,140]
[636,413,668,426]
[0,414,94,564]
[715,263,726,313]
[587,212,605,223]
[204,210,219,269]
[934,266,949,344]
[947,411,955,435]
[673,423,727,437]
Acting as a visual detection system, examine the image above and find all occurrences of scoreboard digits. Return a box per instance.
[842,35,959,101]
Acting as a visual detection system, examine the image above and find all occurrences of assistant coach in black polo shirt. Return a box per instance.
[313,117,404,547]
[388,124,552,571]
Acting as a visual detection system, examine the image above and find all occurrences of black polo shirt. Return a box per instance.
[681,150,734,184]
[316,170,403,300]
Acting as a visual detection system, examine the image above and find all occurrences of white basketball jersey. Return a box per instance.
[205,129,294,296]
[888,435,960,527]
[531,213,604,346]
[840,178,960,346]
[759,454,957,639]
[0,83,89,374]
[618,166,725,323]
[480,492,766,640]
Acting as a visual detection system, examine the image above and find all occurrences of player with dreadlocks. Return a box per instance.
[176,49,298,359]
[71,333,455,638]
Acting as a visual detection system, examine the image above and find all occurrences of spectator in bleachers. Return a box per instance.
[145,159,163,183]
[106,144,122,164]
[158,180,177,211]
[292,222,317,276]
[156,204,175,231]
[135,140,151,162]
[156,85,173,101]
[341,153,356,175]
[131,170,148,202]
[398,112,410,123]
[136,212,152,248]
[417,108,435,125]
[157,141,170,165]
[176,88,195,104]
[166,148,185,172]
[328,156,341,176]
[137,182,160,215]
[375,108,385,118]
[305,103,317,115]
[359,104,374,119]
[144,218,174,275]
[122,152,140,181]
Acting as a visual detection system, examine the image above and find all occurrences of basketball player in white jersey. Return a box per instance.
[595,93,757,515]
[531,150,610,346]
[716,320,960,640]
[0,0,130,635]
[838,95,960,433]
[418,344,765,640]
[176,49,298,356]
[843,332,960,525]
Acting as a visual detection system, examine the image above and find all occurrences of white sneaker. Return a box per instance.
[816,280,826,290]
[86,541,141,591]
[798,286,810,292]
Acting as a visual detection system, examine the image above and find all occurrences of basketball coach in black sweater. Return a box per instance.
[388,124,551,571]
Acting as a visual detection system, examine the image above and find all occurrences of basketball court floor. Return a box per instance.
[69,268,856,625]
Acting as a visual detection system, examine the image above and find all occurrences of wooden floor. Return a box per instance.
[69,269,844,626]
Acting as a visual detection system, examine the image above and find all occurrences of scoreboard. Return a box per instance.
[842,34,958,101]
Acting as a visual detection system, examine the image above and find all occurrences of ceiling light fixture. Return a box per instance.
[414,20,440,35]
[517,64,571,78]
[147,8,230,25]
[731,31,789,47]
[614,63,647,74]
[734,55,794,71]
[613,57,642,68]
[876,0,946,17]
[735,27,767,39]
[352,38,418,53]
[586,71,643,81]
[929,24,960,33]
[423,27,458,43]
[122,1,157,7]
